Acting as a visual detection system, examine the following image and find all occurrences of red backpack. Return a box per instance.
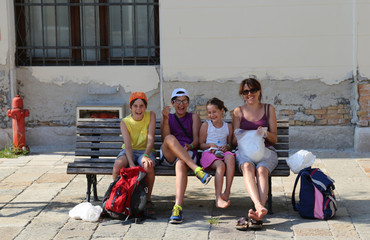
[102,166,148,220]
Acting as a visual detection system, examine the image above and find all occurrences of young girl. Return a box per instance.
[112,92,157,215]
[199,98,235,208]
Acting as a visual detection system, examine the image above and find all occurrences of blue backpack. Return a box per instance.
[292,167,337,220]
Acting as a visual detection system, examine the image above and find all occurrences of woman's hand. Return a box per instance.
[257,126,267,138]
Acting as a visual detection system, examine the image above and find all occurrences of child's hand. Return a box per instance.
[162,105,171,119]
[219,145,229,152]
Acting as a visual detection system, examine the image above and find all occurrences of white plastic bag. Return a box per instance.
[69,202,102,222]
[287,149,316,174]
[234,129,266,163]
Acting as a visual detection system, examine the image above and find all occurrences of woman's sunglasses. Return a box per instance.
[242,88,259,95]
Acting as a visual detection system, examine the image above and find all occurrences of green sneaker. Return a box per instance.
[169,205,183,224]
[195,167,212,185]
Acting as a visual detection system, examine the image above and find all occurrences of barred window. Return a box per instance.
[14,0,160,66]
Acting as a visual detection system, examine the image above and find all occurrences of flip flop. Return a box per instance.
[235,217,249,231]
[249,218,263,230]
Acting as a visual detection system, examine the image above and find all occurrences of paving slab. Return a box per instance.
[0,149,369,240]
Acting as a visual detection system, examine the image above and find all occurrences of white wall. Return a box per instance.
[0,1,8,65]
[357,0,370,78]
[161,0,355,84]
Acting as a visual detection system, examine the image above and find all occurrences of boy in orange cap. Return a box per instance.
[113,92,157,215]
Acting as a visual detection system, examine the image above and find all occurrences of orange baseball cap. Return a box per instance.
[129,92,147,106]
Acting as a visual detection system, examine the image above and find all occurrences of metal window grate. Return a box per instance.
[14,0,160,66]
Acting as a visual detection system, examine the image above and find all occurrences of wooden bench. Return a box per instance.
[67,118,290,213]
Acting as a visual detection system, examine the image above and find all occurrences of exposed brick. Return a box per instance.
[357,110,368,116]
[315,119,328,125]
[327,106,338,110]
[314,114,323,119]
[358,84,370,91]
[324,114,343,119]
[327,109,339,114]
[328,119,339,125]
[304,109,327,115]
[359,95,370,101]
[338,118,350,125]
[343,114,352,120]
[294,121,304,126]
[359,115,370,121]
[279,109,294,115]
[358,120,369,127]
[338,108,350,114]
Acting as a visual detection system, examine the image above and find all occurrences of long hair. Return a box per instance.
[238,78,262,101]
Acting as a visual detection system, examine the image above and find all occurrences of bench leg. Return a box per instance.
[86,174,99,202]
[267,176,273,214]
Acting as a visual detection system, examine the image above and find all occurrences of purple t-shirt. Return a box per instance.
[168,112,198,157]
[239,104,272,147]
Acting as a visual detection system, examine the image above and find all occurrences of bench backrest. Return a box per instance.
[75,119,289,159]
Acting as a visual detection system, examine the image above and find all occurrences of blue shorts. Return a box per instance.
[116,149,159,167]
[235,146,278,174]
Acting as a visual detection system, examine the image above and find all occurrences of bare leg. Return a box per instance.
[211,160,230,208]
[221,154,235,201]
[174,159,188,207]
[240,162,267,221]
[112,155,128,180]
[255,166,269,220]
[161,135,199,171]
[141,162,155,202]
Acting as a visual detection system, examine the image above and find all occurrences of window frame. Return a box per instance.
[14,0,160,66]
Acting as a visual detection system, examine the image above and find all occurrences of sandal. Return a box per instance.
[249,218,263,230]
[145,201,155,215]
[235,217,249,231]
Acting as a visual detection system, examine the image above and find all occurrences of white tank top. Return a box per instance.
[206,120,229,147]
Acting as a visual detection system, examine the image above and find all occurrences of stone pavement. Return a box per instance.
[0,148,369,240]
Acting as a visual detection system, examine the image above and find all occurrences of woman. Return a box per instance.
[232,78,278,229]
[112,92,157,215]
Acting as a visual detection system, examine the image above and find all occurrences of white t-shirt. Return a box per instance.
[206,120,229,147]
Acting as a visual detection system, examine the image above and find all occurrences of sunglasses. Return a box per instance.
[242,88,259,95]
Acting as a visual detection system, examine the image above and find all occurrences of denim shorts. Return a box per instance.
[159,147,199,166]
[116,149,159,167]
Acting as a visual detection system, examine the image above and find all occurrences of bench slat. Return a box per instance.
[76,135,122,142]
[77,128,121,134]
[76,142,123,149]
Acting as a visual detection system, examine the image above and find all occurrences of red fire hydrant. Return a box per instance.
[7,95,29,150]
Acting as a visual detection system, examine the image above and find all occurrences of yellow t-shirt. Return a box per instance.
[122,111,151,150]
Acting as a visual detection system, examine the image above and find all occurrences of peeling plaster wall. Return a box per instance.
[16,67,160,146]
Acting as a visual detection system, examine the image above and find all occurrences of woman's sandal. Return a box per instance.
[235,217,249,231]
[145,201,155,215]
[249,218,263,230]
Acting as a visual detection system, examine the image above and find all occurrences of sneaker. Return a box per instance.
[195,167,212,185]
[169,205,183,224]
